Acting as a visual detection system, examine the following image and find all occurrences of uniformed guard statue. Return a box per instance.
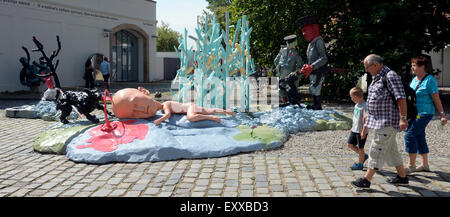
[296,15,328,110]
[274,34,303,104]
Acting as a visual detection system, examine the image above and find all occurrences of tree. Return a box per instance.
[157,22,182,52]
[204,0,233,26]
[221,0,449,100]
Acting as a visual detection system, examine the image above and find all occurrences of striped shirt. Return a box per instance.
[365,66,406,130]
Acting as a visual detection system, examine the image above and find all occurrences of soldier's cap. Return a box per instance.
[283,35,297,43]
[295,15,319,28]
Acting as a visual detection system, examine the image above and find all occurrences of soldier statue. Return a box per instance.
[296,15,329,110]
[274,34,303,104]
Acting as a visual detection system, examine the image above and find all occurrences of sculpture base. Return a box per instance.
[5,100,78,121]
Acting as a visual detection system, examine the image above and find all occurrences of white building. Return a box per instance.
[0,0,159,92]
[427,46,450,87]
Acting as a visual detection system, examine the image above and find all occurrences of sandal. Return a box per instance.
[416,165,430,172]
[404,165,417,175]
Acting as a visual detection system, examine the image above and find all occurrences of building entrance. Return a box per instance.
[112,30,139,82]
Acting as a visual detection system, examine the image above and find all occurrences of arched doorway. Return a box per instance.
[110,24,149,83]
[112,30,139,82]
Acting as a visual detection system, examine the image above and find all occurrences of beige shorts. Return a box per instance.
[367,127,403,170]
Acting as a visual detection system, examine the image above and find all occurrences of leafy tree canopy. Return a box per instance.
[206,0,449,99]
[157,21,182,52]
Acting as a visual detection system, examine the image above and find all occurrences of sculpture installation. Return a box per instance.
[274,34,303,105]
[296,15,329,110]
[172,15,256,112]
[112,87,235,125]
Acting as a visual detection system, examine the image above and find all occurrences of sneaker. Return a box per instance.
[350,163,364,170]
[387,175,409,185]
[351,177,371,189]
[404,165,417,175]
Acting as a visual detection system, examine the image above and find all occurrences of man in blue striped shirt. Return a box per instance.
[351,54,409,189]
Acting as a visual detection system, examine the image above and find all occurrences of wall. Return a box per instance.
[428,46,450,87]
[155,52,179,81]
[0,0,157,92]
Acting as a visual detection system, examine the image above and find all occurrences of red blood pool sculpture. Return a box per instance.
[76,120,149,152]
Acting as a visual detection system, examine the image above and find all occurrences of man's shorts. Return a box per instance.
[347,132,367,149]
[367,127,403,170]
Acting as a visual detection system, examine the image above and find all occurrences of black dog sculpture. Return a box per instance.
[279,73,301,107]
[56,88,113,124]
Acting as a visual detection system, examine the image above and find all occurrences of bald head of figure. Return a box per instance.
[112,88,161,119]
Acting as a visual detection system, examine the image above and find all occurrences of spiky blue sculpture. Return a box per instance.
[172,14,256,112]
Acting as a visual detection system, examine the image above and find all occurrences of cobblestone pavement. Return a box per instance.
[0,100,449,197]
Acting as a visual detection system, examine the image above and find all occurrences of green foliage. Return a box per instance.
[204,0,233,27]
[156,22,182,52]
[208,0,449,100]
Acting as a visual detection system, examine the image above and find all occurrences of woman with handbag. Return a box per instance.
[84,59,95,89]
[404,55,447,174]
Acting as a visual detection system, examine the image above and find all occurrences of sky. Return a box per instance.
[156,0,209,45]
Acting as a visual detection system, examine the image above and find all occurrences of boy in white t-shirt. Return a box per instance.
[347,87,369,170]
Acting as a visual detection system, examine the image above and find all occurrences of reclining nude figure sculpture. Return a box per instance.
[112,87,235,125]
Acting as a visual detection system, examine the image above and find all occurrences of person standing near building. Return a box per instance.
[100,57,111,91]
[295,15,328,110]
[84,59,95,89]
[351,54,409,189]
[274,35,303,104]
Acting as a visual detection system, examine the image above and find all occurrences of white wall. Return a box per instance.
[154,52,179,81]
[0,0,157,92]
[427,46,450,87]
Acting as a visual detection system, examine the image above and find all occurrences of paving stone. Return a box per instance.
[196,179,210,186]
[302,186,318,192]
[74,191,92,197]
[124,191,142,197]
[270,185,284,192]
[239,190,254,197]
[193,186,207,192]
[143,187,160,195]
[256,188,269,194]
[269,179,282,185]
[210,183,224,189]
[9,188,31,197]
[314,178,328,184]
[337,192,355,197]
[91,189,113,197]
[177,183,194,189]
[1,112,449,198]
[255,181,269,188]
[286,183,301,190]
[417,189,438,197]
[208,189,222,195]
[174,188,190,194]
[240,184,253,190]
[241,178,253,185]
[226,180,239,187]
[223,192,238,197]
[321,190,336,196]
[191,192,205,197]
[59,189,78,197]
[317,184,332,190]
[287,190,302,196]
[305,192,320,197]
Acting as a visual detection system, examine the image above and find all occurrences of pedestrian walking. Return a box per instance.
[351,54,409,189]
